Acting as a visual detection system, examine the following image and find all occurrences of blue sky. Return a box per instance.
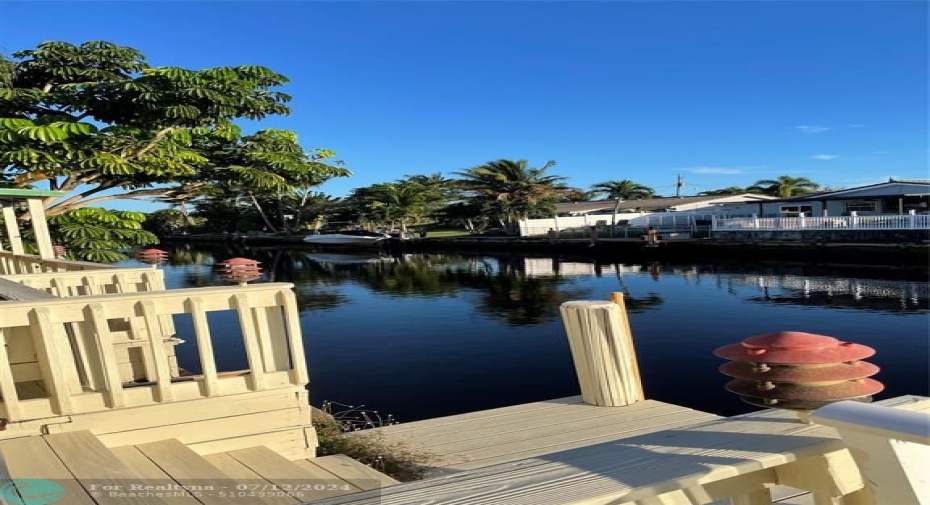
[2,1,927,211]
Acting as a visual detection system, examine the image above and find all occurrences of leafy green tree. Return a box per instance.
[590,180,655,200]
[0,41,349,255]
[454,159,567,233]
[339,174,452,233]
[49,208,157,263]
[749,175,821,197]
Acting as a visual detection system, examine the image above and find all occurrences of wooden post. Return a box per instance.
[26,198,54,260]
[2,207,24,256]
[813,401,930,505]
[559,299,644,406]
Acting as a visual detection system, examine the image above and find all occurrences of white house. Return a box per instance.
[716,180,930,217]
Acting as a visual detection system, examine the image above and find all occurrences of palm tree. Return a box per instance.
[590,180,655,200]
[454,159,568,233]
[697,186,748,196]
[749,175,821,197]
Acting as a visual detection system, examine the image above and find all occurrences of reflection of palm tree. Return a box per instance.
[611,263,666,313]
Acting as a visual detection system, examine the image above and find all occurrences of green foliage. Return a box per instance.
[697,186,751,196]
[0,40,347,222]
[313,412,434,482]
[454,159,568,233]
[338,174,453,232]
[590,180,655,200]
[749,175,822,197]
[49,208,158,263]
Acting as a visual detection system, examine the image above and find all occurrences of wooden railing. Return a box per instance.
[713,213,930,231]
[0,283,307,422]
[1,267,167,297]
[0,250,121,276]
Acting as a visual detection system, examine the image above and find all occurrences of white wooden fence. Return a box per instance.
[0,250,121,275]
[713,212,930,231]
[0,283,307,422]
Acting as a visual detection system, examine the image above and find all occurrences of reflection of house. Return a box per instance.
[717,180,930,217]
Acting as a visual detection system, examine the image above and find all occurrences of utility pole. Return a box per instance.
[675,174,685,198]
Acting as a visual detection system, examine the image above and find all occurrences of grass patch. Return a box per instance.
[313,402,436,482]
[424,228,471,238]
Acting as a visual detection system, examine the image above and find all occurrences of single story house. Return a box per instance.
[555,194,775,216]
[716,180,930,217]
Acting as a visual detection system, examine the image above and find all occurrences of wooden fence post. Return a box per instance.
[559,298,644,406]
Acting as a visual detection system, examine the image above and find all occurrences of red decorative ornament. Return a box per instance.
[217,257,263,285]
[137,248,169,265]
[714,331,883,412]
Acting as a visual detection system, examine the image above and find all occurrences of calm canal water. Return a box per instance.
[127,244,929,421]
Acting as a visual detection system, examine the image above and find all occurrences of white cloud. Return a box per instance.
[791,125,831,133]
[810,154,840,160]
[681,167,746,175]
[847,124,865,128]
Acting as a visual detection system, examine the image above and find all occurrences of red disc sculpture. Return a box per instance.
[714,331,883,411]
[217,258,263,285]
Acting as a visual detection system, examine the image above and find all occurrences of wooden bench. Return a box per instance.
[309,395,929,505]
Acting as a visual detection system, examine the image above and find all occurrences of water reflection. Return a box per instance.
[159,246,928,322]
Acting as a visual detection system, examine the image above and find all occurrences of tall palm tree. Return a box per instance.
[697,186,748,196]
[454,159,568,232]
[590,180,655,200]
[749,175,821,197]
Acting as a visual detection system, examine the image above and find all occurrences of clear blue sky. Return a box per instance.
[2,1,927,211]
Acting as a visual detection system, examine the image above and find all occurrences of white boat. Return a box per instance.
[302,230,390,246]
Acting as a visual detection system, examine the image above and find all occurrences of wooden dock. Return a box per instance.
[363,396,720,474]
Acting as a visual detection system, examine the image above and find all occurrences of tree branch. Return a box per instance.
[130,127,175,160]
[46,188,171,216]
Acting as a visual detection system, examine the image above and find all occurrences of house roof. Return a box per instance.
[555,194,771,215]
[770,180,930,202]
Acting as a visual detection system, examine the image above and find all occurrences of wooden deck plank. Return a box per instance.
[0,435,98,505]
[133,439,273,505]
[224,446,360,502]
[111,446,204,505]
[368,396,585,435]
[203,453,299,505]
[42,431,169,505]
[449,414,720,471]
[304,455,399,491]
[397,399,679,446]
[307,396,929,505]
[416,403,706,453]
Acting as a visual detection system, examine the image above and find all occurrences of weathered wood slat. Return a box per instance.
[225,446,360,502]
[29,307,77,414]
[233,294,267,391]
[111,445,204,505]
[186,297,220,397]
[133,439,256,505]
[278,290,309,386]
[139,300,174,402]
[0,435,98,505]
[0,328,22,420]
[43,431,169,505]
[303,455,400,490]
[449,414,719,471]
[404,400,687,447]
[86,303,127,408]
[308,396,929,505]
[204,452,301,505]
[0,277,56,300]
[370,396,585,436]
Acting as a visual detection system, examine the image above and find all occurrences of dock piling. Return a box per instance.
[560,298,645,406]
